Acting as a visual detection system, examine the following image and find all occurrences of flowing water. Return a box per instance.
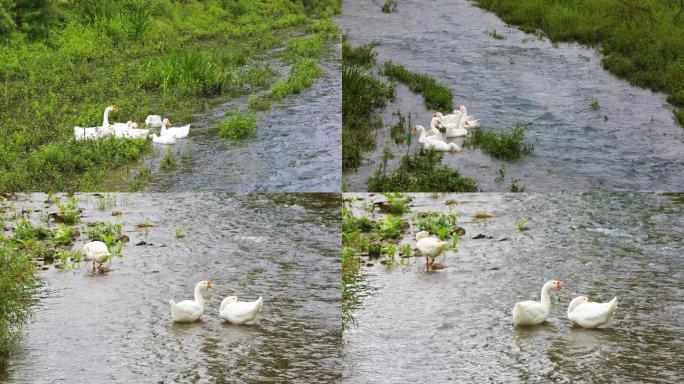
[342,0,684,192]
[343,193,684,383]
[1,193,341,383]
[144,44,341,193]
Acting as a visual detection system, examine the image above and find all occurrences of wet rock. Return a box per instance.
[498,237,509,241]
[472,234,493,240]
[135,240,150,246]
[48,213,66,223]
[116,235,130,243]
[380,260,389,265]
[54,263,64,269]
[98,266,112,273]
[136,223,155,229]
[112,211,123,216]
[488,266,501,270]
[445,199,458,205]
[366,263,374,267]
[41,266,50,271]
[431,263,445,270]
[451,226,466,236]
[474,212,493,219]
[401,220,411,230]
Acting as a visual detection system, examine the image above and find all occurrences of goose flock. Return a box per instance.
[513,280,618,329]
[169,280,264,325]
[73,106,190,145]
[412,105,480,152]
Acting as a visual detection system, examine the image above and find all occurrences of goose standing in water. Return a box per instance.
[82,241,111,272]
[169,281,213,322]
[512,280,563,326]
[567,296,618,328]
[415,231,448,269]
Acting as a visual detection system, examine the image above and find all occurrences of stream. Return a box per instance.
[144,44,341,193]
[342,192,684,382]
[342,0,684,192]
[0,193,341,383]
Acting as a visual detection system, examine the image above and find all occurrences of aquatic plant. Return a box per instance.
[86,221,122,242]
[160,149,178,172]
[0,245,39,369]
[285,35,325,60]
[414,211,459,240]
[510,179,526,192]
[475,0,684,127]
[381,192,410,215]
[342,206,375,233]
[219,112,258,140]
[377,214,404,239]
[591,99,600,110]
[381,0,397,13]
[342,39,378,68]
[367,149,479,192]
[517,217,530,231]
[175,228,185,239]
[495,164,506,183]
[248,95,272,112]
[270,58,324,100]
[342,50,395,171]
[462,121,535,160]
[488,29,505,40]
[130,166,152,192]
[56,196,81,225]
[382,61,454,111]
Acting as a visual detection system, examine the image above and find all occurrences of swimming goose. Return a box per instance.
[567,296,618,328]
[412,126,461,152]
[512,280,563,326]
[169,281,213,322]
[219,296,264,324]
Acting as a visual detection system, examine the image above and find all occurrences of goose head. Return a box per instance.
[545,280,563,290]
[198,280,213,290]
[411,125,425,133]
[567,296,589,315]
[223,296,239,304]
[163,118,172,126]
[431,116,442,127]
[433,112,444,119]
[415,230,432,240]
[107,106,118,113]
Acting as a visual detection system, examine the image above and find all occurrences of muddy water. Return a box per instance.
[342,0,684,192]
[343,193,684,383]
[1,193,341,383]
[145,45,341,193]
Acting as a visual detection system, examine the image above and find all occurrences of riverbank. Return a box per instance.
[0,0,340,191]
[475,0,684,126]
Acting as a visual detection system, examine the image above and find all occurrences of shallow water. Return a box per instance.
[342,0,684,192]
[1,193,341,383]
[343,193,684,383]
[145,44,341,193]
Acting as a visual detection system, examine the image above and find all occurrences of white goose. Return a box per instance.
[82,241,111,272]
[145,115,163,128]
[150,133,176,145]
[457,105,480,128]
[437,109,468,138]
[512,280,563,326]
[74,106,115,140]
[113,121,137,138]
[122,125,150,139]
[412,126,461,152]
[428,116,443,138]
[567,296,618,328]
[160,118,190,139]
[219,296,264,324]
[415,231,448,269]
[169,281,213,322]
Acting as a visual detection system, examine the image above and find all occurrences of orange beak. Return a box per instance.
[556,281,563,289]
[207,281,213,289]
[112,107,118,112]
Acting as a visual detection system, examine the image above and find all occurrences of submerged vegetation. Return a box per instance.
[381,0,398,13]
[463,122,535,160]
[475,0,684,126]
[0,0,341,191]
[382,61,454,111]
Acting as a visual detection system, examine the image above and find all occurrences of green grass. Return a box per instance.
[0,245,39,369]
[0,0,340,191]
[367,149,479,192]
[342,42,396,171]
[270,58,324,100]
[248,95,272,112]
[382,61,454,111]
[463,122,535,160]
[488,29,506,40]
[160,149,178,172]
[591,99,601,110]
[342,39,378,68]
[219,112,258,140]
[382,0,398,13]
[475,0,684,127]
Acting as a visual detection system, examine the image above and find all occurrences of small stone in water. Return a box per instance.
[451,226,466,236]
[445,199,458,205]
[112,211,123,216]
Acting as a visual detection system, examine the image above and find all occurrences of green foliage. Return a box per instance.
[367,149,479,192]
[86,221,122,242]
[382,61,453,111]
[377,214,403,239]
[285,35,325,60]
[342,206,375,233]
[342,46,395,171]
[0,245,39,368]
[463,121,535,160]
[381,192,410,215]
[175,227,184,238]
[381,0,397,14]
[488,29,505,40]
[129,166,151,192]
[414,211,459,240]
[219,112,258,140]
[248,95,272,112]
[516,217,530,231]
[56,196,81,225]
[270,58,324,100]
[591,99,600,110]
[342,39,378,68]
[160,149,178,171]
[475,0,684,126]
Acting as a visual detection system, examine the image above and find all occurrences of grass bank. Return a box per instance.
[0,0,340,191]
[382,61,454,112]
[463,122,535,160]
[475,0,684,126]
